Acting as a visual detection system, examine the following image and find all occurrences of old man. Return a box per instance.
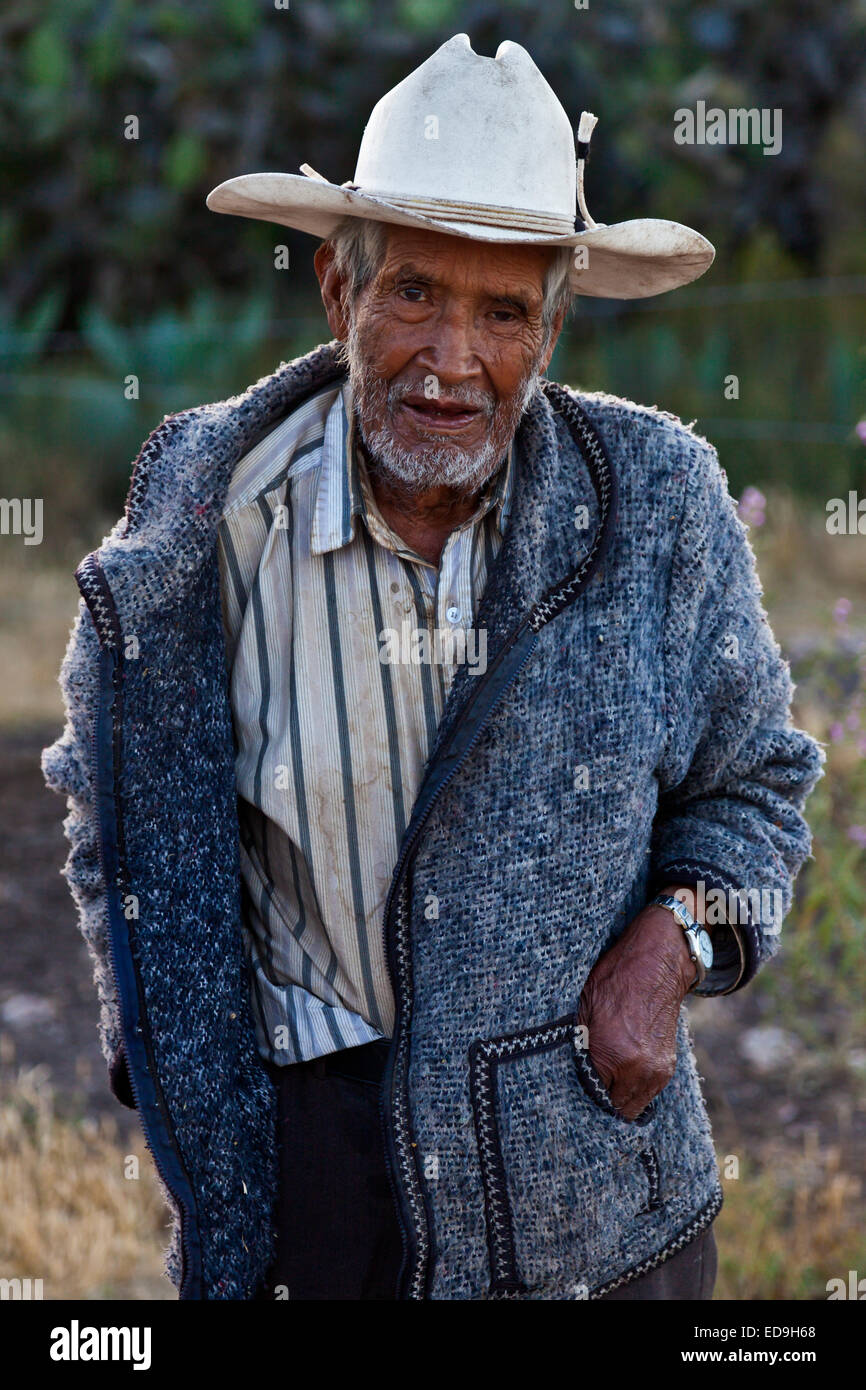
[44,33,823,1300]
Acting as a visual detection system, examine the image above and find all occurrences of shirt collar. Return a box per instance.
[310,380,516,556]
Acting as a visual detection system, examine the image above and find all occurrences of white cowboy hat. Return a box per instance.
[206,32,714,300]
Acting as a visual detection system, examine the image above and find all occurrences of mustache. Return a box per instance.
[386,378,497,418]
[334,339,499,418]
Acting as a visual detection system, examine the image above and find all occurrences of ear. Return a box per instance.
[314,241,350,340]
[538,304,567,375]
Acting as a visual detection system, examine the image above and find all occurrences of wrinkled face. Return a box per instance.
[322,226,563,495]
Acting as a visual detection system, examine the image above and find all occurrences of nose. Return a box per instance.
[413,305,484,392]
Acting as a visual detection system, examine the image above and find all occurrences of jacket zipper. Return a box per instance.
[379,626,540,1298]
[80,553,201,1299]
[377,380,619,1299]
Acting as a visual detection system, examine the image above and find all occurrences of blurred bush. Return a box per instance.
[1,0,865,518]
[3,0,866,326]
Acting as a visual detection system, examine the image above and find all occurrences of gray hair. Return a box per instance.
[326,215,574,348]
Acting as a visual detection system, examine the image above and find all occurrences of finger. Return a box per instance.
[607,1074,637,1113]
[610,1077,649,1119]
[587,1046,617,1090]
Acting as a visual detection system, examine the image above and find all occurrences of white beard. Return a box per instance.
[337,313,543,497]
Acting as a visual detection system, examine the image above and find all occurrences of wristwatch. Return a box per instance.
[650,893,714,990]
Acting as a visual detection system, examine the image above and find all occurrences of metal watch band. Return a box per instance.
[650,892,707,988]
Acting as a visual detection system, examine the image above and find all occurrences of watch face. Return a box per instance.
[697,929,714,969]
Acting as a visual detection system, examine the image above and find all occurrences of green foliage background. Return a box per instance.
[1,0,865,520]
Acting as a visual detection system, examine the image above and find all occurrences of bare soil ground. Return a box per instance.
[0,726,138,1134]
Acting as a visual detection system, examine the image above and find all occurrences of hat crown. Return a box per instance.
[205,31,716,299]
[354,33,576,221]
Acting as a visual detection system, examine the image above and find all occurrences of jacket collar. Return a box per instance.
[95,340,606,690]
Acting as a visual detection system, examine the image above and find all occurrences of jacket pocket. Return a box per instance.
[571,1043,663,1212]
[468,1013,663,1298]
[571,1041,658,1127]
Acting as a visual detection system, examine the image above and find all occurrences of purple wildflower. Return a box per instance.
[833,598,852,624]
[737,486,766,528]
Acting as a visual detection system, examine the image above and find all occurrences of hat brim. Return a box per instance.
[205,172,714,300]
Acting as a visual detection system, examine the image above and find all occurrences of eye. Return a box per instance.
[397,285,427,302]
[491,309,518,322]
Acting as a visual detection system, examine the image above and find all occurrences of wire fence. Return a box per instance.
[0,277,863,447]
[2,275,865,353]
[621,274,866,312]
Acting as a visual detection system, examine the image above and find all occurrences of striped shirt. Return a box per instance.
[217,379,516,1065]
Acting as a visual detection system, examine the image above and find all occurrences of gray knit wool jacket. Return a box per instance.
[42,338,825,1300]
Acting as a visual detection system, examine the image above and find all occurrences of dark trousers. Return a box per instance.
[260,1039,402,1300]
[258,1038,717,1301]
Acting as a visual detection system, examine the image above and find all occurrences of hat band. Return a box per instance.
[358,187,576,236]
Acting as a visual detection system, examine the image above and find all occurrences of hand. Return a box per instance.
[576,886,700,1120]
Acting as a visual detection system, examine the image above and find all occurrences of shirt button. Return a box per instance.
[446,605,461,624]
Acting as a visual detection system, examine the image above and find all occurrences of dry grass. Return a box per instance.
[715,1138,866,1300]
[3,1061,862,1301]
[748,485,866,646]
[0,512,115,730]
[0,562,80,730]
[0,1065,173,1300]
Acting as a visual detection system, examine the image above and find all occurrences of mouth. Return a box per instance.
[398,398,485,432]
